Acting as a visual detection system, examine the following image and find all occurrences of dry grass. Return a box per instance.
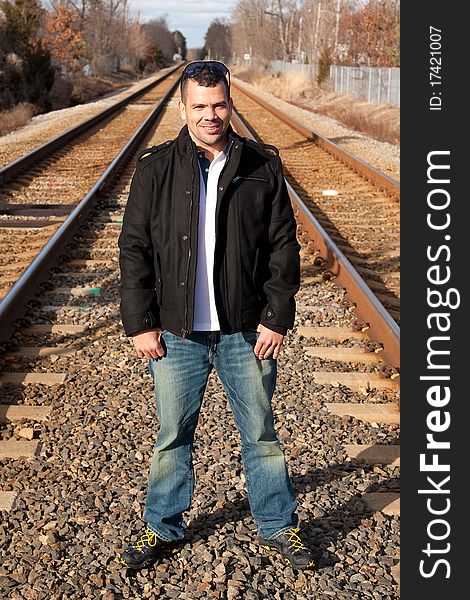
[233,66,400,145]
[0,71,145,137]
[69,75,128,104]
[307,94,400,145]
[69,70,149,105]
[0,103,37,136]
[238,68,312,102]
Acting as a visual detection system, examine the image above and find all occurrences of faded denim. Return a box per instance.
[143,330,298,541]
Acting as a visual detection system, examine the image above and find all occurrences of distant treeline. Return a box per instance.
[203,0,399,69]
[0,0,187,112]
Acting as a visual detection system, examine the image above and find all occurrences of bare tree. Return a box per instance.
[263,0,299,61]
[144,17,179,66]
[230,0,284,63]
[300,0,399,67]
[298,0,341,64]
[122,19,152,72]
[83,0,128,72]
[45,0,153,74]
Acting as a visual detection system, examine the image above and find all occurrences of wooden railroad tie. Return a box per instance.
[344,444,400,467]
[296,326,369,341]
[0,405,52,423]
[362,492,400,517]
[44,287,101,297]
[7,347,76,358]
[314,373,399,392]
[0,440,39,459]
[326,403,400,424]
[0,372,66,386]
[305,347,383,365]
[65,259,115,267]
[23,324,85,334]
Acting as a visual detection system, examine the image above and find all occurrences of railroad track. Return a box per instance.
[231,79,400,326]
[0,77,400,597]
[0,64,183,304]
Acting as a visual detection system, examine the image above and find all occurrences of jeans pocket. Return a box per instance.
[242,329,260,345]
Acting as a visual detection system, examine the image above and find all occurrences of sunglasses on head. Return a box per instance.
[180,60,230,93]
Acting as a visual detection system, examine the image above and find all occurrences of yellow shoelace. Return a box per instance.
[134,528,158,551]
[284,528,308,552]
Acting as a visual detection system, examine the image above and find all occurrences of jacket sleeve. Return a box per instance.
[118,161,161,336]
[260,156,300,332]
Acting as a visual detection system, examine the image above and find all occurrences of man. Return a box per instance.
[118,61,314,571]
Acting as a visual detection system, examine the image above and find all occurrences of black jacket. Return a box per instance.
[118,125,300,338]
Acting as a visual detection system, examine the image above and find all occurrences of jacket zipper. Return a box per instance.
[214,139,235,233]
[212,140,235,324]
[183,138,235,338]
[182,147,196,338]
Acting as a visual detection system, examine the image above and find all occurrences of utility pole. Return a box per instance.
[297,16,303,60]
[313,1,322,73]
[334,0,341,58]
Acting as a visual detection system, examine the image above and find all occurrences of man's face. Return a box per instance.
[178,79,233,152]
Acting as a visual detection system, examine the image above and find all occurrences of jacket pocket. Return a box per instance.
[232,175,270,185]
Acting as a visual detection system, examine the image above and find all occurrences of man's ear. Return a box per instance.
[178,99,187,122]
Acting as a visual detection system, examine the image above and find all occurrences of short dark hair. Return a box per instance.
[181,65,230,103]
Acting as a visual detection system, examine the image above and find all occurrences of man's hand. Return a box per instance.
[131,328,165,359]
[254,324,284,360]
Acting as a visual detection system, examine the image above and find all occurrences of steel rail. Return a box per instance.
[230,109,400,369]
[0,63,183,185]
[0,74,181,345]
[232,78,400,199]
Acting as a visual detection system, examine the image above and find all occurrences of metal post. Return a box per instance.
[387,67,392,104]
[377,69,381,104]
[398,70,400,106]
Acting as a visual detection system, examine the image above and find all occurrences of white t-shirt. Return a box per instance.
[192,148,227,331]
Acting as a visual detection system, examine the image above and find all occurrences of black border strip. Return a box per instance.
[401,4,466,597]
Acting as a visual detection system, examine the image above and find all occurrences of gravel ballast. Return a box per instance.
[1,92,399,599]
[1,204,399,600]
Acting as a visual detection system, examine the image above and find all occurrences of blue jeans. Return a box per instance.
[143,330,298,542]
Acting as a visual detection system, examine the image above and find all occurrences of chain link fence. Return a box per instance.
[269,61,400,106]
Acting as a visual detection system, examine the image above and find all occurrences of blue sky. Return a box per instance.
[128,1,235,49]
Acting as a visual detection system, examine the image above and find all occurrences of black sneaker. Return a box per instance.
[259,527,315,570]
[121,528,181,570]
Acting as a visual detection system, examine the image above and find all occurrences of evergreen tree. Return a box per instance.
[0,0,54,110]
